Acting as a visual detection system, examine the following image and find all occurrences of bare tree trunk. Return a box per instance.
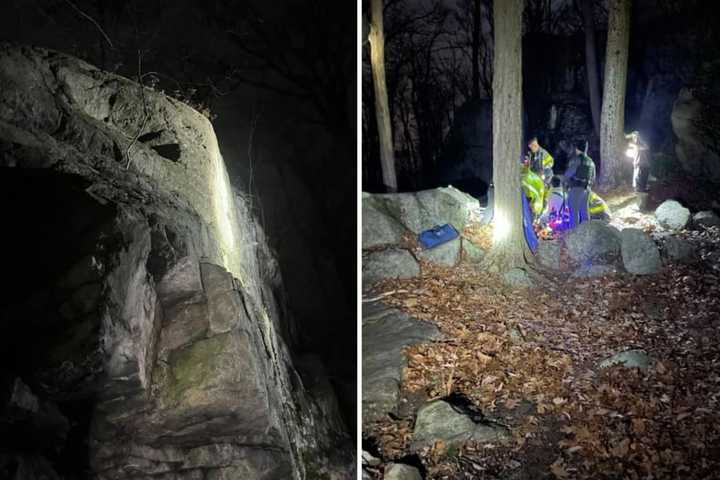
[485,0,526,272]
[599,0,631,188]
[580,0,601,135]
[368,0,398,192]
[472,0,482,99]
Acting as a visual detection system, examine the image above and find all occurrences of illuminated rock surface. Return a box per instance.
[0,44,352,480]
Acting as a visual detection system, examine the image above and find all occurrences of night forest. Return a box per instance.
[362,0,720,479]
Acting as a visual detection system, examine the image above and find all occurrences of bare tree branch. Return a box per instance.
[64,0,114,49]
[126,50,149,170]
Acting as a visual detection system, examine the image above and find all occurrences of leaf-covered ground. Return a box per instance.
[363,225,720,479]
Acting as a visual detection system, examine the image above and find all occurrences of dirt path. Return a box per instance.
[363,226,720,479]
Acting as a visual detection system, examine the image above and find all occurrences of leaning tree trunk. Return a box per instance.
[599,0,631,188]
[485,0,526,272]
[581,0,601,135]
[368,0,397,192]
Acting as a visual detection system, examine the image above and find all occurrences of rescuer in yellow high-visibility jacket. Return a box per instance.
[527,136,554,186]
[521,164,545,218]
[588,191,611,221]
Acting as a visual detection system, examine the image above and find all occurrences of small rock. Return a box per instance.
[10,378,39,412]
[599,349,653,370]
[620,228,661,275]
[655,200,690,231]
[361,450,381,467]
[663,236,698,264]
[418,238,460,267]
[693,210,720,228]
[411,400,509,451]
[384,463,422,480]
[362,249,420,287]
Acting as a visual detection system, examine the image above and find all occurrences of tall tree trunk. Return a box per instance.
[368,0,398,192]
[486,0,526,272]
[599,0,631,187]
[472,0,482,99]
[580,0,601,135]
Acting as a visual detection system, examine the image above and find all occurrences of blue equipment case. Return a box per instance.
[418,224,459,249]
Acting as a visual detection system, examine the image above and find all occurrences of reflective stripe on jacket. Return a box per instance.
[588,191,610,215]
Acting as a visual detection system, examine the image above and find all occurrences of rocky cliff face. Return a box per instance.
[0,44,352,479]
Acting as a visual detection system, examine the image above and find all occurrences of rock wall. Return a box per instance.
[0,44,352,479]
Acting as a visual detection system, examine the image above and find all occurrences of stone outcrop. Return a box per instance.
[417,238,461,267]
[362,303,441,423]
[362,249,420,288]
[363,187,480,236]
[672,86,720,183]
[0,44,352,479]
[361,187,480,285]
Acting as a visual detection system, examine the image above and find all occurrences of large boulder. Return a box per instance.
[417,238,461,267]
[363,186,480,235]
[410,400,509,451]
[620,228,661,275]
[535,239,563,270]
[671,87,720,183]
[693,210,720,228]
[362,303,441,422]
[655,200,691,231]
[564,221,621,264]
[362,249,420,287]
[362,194,408,249]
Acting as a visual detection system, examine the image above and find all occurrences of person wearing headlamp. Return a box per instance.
[625,131,650,192]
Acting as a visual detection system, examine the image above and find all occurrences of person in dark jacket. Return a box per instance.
[564,141,596,228]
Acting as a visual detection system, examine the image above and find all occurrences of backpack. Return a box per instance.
[573,155,592,184]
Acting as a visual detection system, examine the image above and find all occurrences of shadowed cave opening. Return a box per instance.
[0,168,116,478]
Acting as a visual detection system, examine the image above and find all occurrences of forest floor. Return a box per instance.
[363,189,720,479]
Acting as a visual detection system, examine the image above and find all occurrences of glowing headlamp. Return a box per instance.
[625,144,638,158]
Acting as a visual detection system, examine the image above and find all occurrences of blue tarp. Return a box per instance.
[522,193,538,253]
